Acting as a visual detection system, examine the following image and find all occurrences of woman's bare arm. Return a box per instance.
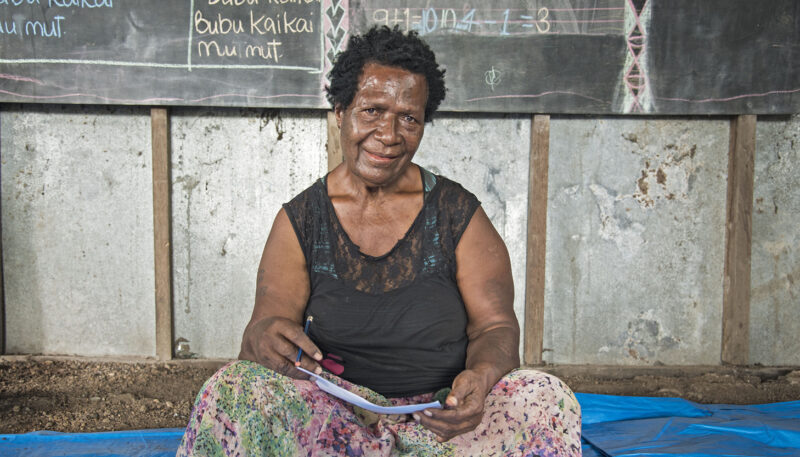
[238,208,322,378]
[414,207,519,441]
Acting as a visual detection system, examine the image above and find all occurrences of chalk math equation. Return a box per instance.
[360,0,624,37]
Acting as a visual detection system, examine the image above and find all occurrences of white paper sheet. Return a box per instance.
[296,367,442,415]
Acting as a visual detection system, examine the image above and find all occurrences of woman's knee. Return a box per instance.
[492,369,580,411]
[192,360,297,405]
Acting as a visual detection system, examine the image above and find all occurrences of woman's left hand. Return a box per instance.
[413,369,489,442]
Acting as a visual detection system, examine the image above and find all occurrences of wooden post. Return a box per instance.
[0,107,5,355]
[721,114,756,365]
[326,112,342,172]
[0,219,4,355]
[151,108,173,360]
[524,114,550,366]
[0,230,4,355]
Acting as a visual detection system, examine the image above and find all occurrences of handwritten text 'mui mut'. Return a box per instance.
[194,10,313,35]
[197,39,282,62]
[24,16,65,37]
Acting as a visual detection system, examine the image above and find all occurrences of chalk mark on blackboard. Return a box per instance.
[188,93,321,103]
[547,20,623,23]
[0,88,321,105]
[0,88,183,104]
[368,4,623,37]
[0,73,44,85]
[547,8,625,12]
[656,88,800,104]
[484,66,501,91]
[465,91,609,105]
[187,0,196,72]
[323,0,349,86]
[0,58,321,73]
[622,0,651,113]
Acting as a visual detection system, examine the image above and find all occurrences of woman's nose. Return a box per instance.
[374,115,400,144]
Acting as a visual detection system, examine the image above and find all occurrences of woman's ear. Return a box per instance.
[334,104,343,129]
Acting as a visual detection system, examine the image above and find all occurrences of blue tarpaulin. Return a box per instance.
[578,393,800,457]
[2,394,799,456]
[0,429,183,457]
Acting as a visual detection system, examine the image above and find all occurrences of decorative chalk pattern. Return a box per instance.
[323,0,349,90]
[623,0,652,113]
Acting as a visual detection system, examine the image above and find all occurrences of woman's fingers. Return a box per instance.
[297,353,323,375]
[252,317,321,378]
[279,323,323,377]
[415,370,486,441]
[414,394,484,441]
[414,406,482,442]
[285,324,323,363]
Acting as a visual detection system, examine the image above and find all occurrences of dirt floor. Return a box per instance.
[1,356,799,434]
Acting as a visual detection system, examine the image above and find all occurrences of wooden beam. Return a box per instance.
[0,107,5,355]
[524,115,550,366]
[151,108,173,360]
[721,115,756,365]
[326,111,342,172]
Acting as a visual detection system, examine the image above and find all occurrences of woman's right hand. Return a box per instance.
[239,316,323,379]
[238,208,317,379]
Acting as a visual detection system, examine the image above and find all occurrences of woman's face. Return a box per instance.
[335,62,428,188]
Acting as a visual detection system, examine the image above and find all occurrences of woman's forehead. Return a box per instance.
[354,63,428,103]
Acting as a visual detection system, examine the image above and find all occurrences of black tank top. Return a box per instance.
[283,167,480,397]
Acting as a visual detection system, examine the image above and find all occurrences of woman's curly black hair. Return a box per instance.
[325,26,446,122]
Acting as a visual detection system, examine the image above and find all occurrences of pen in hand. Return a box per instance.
[294,315,313,367]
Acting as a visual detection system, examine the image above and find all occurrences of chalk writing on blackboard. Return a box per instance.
[0,0,324,72]
[1,0,797,113]
[364,3,624,37]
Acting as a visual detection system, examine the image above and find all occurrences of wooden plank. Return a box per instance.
[326,112,342,172]
[524,115,550,366]
[0,107,4,355]
[151,108,173,360]
[0,224,4,355]
[721,115,756,365]
[0,202,4,355]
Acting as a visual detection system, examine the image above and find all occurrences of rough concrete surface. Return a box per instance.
[416,113,531,351]
[1,107,798,366]
[545,116,729,365]
[751,114,800,365]
[169,108,327,358]
[1,105,156,356]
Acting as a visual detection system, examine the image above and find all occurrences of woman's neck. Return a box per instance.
[329,162,421,203]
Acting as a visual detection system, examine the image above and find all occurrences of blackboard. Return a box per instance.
[0,0,798,114]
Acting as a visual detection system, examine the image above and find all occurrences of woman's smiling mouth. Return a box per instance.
[364,150,397,163]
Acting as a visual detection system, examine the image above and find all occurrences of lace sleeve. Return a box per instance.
[434,177,481,257]
[282,182,320,269]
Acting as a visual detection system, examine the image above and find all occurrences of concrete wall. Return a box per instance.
[545,117,729,365]
[169,108,327,358]
[751,116,800,365]
[2,105,798,365]
[1,105,155,356]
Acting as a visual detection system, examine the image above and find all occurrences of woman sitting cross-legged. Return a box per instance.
[178,26,581,457]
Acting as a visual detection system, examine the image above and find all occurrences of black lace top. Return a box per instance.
[283,167,480,397]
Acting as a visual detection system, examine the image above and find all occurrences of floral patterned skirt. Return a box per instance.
[177,361,581,457]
